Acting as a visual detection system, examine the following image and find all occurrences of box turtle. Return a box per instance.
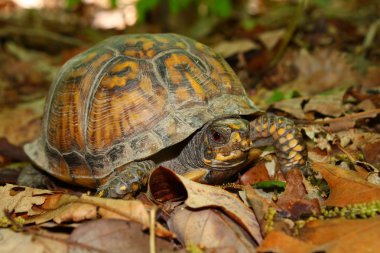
[21,34,308,198]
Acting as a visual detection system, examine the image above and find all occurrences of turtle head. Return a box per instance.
[202,117,251,170]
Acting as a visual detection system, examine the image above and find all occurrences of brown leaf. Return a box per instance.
[313,162,380,206]
[239,160,271,185]
[257,230,314,253]
[299,217,380,252]
[68,219,175,253]
[213,39,259,58]
[149,167,263,244]
[363,140,380,169]
[327,109,380,132]
[0,184,52,218]
[303,91,346,117]
[258,29,285,50]
[244,186,276,233]
[280,48,357,96]
[0,229,45,253]
[0,98,44,146]
[276,169,320,219]
[271,97,307,119]
[53,203,97,224]
[168,206,257,252]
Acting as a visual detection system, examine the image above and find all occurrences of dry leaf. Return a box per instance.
[276,170,320,219]
[0,184,52,217]
[321,109,380,132]
[313,162,380,206]
[0,98,44,146]
[303,91,346,117]
[239,160,272,185]
[257,230,314,253]
[68,219,174,253]
[213,39,259,58]
[149,167,263,244]
[299,217,380,252]
[271,97,307,119]
[244,185,276,233]
[168,206,257,252]
[280,48,357,96]
[363,140,380,169]
[0,229,45,253]
[53,203,97,224]
[258,29,285,50]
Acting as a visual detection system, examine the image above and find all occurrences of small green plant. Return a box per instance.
[136,0,233,22]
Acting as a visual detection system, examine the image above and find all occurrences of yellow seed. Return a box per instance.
[294,145,303,151]
[286,133,294,140]
[277,128,285,136]
[269,125,276,134]
[288,139,298,148]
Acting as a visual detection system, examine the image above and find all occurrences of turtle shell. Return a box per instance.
[25,34,259,188]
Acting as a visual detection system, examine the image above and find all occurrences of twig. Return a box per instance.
[269,0,307,69]
[149,207,157,253]
[312,109,380,125]
[362,19,380,54]
[0,26,84,47]
[3,210,107,253]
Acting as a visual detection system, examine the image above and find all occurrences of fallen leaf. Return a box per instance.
[168,206,257,252]
[149,167,263,244]
[276,169,320,219]
[0,98,44,146]
[313,162,380,206]
[279,48,357,96]
[299,217,380,252]
[258,29,285,50]
[31,229,69,253]
[0,229,44,253]
[244,185,276,233]
[303,91,346,117]
[239,160,271,185]
[257,230,314,253]
[271,97,307,119]
[213,39,259,58]
[0,184,52,217]
[317,109,380,132]
[363,140,380,169]
[68,219,175,253]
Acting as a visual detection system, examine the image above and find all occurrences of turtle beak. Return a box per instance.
[183,169,209,182]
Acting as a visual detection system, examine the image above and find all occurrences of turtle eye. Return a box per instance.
[210,130,225,143]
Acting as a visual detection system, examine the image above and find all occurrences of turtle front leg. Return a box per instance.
[97,160,156,198]
[250,113,308,174]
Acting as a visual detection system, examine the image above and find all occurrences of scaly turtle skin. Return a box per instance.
[22,34,307,198]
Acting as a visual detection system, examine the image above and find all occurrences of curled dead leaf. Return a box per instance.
[149,167,263,244]
[313,162,380,206]
[68,219,175,253]
[168,206,258,252]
